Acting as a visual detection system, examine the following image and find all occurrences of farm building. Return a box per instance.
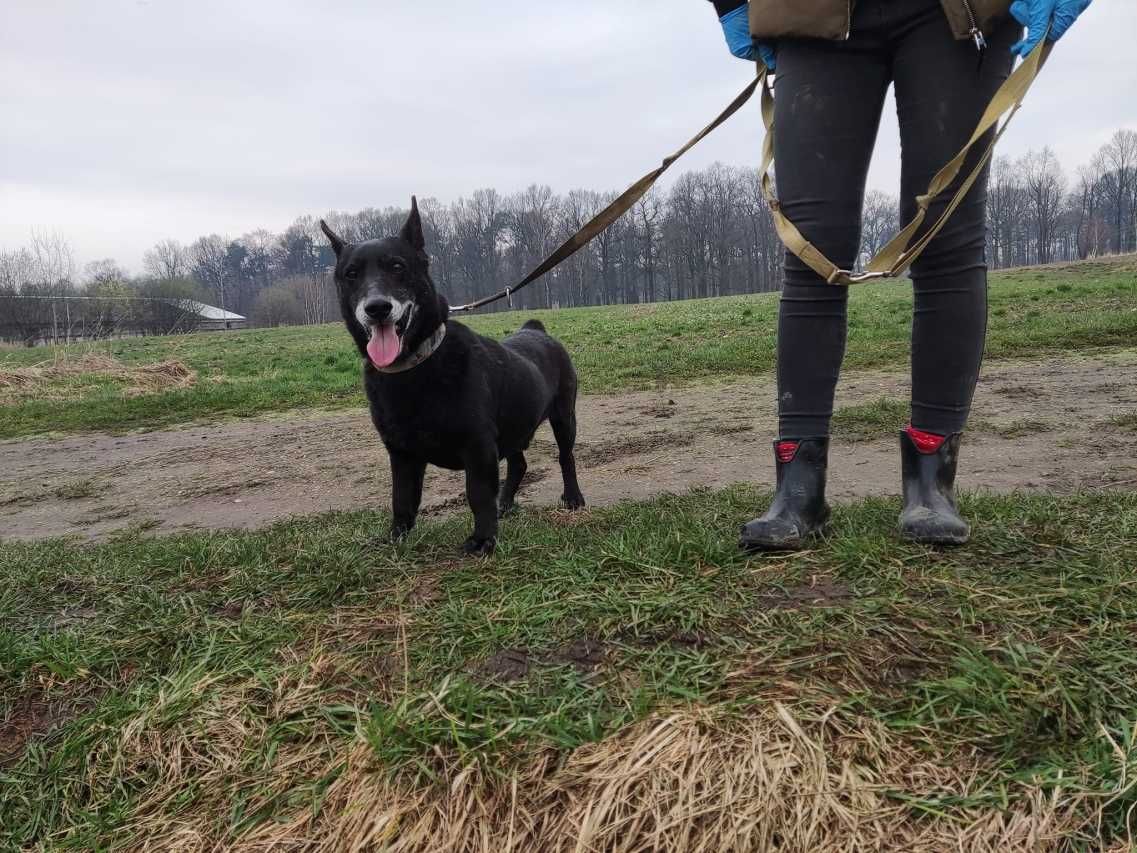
[181,300,248,332]
[0,295,247,345]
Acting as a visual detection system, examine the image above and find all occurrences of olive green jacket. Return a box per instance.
[710,0,1012,42]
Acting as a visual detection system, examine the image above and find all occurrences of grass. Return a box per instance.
[2,256,1135,439]
[1109,411,1137,432]
[2,488,1136,849]
[831,397,911,440]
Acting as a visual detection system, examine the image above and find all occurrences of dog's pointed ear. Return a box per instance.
[437,293,450,323]
[400,196,425,251]
[319,219,345,257]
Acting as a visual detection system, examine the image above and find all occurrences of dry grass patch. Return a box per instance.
[0,351,195,404]
[217,703,1113,852]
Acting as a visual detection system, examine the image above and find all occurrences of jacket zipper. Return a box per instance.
[959,0,988,52]
[845,0,987,52]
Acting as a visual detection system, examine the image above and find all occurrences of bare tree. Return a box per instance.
[143,239,189,280]
[986,156,1028,268]
[1099,129,1137,254]
[507,184,558,308]
[860,190,900,265]
[1022,147,1065,265]
[0,248,35,292]
[189,234,230,311]
[83,259,127,290]
[559,189,603,306]
[451,188,505,305]
[27,230,75,295]
[632,187,664,302]
[1074,159,1106,259]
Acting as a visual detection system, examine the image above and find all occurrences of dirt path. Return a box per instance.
[2,351,1135,541]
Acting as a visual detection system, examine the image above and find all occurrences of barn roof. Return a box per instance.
[181,300,246,321]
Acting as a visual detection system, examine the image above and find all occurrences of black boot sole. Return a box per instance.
[739,514,829,553]
[899,512,970,546]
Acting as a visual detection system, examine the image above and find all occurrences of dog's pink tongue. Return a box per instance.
[367,324,401,368]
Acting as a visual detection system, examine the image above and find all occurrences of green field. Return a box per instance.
[3,257,1137,849]
[1,257,1134,440]
[2,491,1135,849]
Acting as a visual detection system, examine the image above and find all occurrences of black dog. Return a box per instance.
[320,198,585,555]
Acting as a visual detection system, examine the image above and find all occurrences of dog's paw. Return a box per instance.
[561,493,586,511]
[497,502,519,519]
[462,536,496,557]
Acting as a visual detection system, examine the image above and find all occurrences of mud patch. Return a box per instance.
[995,384,1044,401]
[214,600,246,619]
[522,466,551,487]
[576,431,695,466]
[707,423,754,436]
[0,688,81,768]
[639,401,677,419]
[619,628,711,650]
[755,578,852,611]
[475,648,532,683]
[475,639,608,683]
[405,563,462,607]
[552,638,606,671]
[47,606,100,630]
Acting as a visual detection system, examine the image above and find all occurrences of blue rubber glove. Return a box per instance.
[1008,0,1091,57]
[719,4,776,71]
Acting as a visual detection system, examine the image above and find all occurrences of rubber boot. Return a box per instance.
[898,427,969,545]
[740,438,830,552]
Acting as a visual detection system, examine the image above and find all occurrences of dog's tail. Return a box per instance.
[521,319,547,333]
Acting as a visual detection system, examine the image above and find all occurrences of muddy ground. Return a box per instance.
[2,351,1135,541]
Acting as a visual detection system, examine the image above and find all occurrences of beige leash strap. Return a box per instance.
[452,34,1050,312]
[758,36,1052,285]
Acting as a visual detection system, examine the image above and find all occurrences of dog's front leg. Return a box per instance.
[389,451,426,541]
[462,442,499,556]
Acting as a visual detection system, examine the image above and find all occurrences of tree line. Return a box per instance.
[1,128,1133,342]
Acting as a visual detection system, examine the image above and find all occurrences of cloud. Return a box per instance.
[1,0,1133,272]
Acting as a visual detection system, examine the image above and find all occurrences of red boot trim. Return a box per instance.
[906,424,946,454]
[775,440,800,463]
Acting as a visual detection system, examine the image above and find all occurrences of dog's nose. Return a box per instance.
[362,299,393,322]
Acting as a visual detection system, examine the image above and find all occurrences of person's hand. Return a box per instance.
[719,4,776,70]
[1009,0,1092,57]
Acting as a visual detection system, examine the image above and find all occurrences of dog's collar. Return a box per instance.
[372,323,446,374]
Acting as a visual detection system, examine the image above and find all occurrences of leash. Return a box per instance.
[450,35,1051,312]
[759,35,1052,284]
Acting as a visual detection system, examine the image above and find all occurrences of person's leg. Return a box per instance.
[773,16,891,439]
[741,2,891,551]
[891,7,1021,543]
[894,8,1020,435]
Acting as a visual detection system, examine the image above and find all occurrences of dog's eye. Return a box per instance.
[389,260,406,275]
[344,266,359,281]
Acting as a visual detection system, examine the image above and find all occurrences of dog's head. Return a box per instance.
[320,197,448,370]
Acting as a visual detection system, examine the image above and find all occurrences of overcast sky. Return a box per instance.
[2,1,1135,274]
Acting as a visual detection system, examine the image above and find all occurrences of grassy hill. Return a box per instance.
[1,256,1134,439]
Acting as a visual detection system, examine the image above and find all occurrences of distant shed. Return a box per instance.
[0,295,248,345]
[182,301,247,331]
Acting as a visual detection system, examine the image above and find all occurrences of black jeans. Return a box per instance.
[773,0,1020,438]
